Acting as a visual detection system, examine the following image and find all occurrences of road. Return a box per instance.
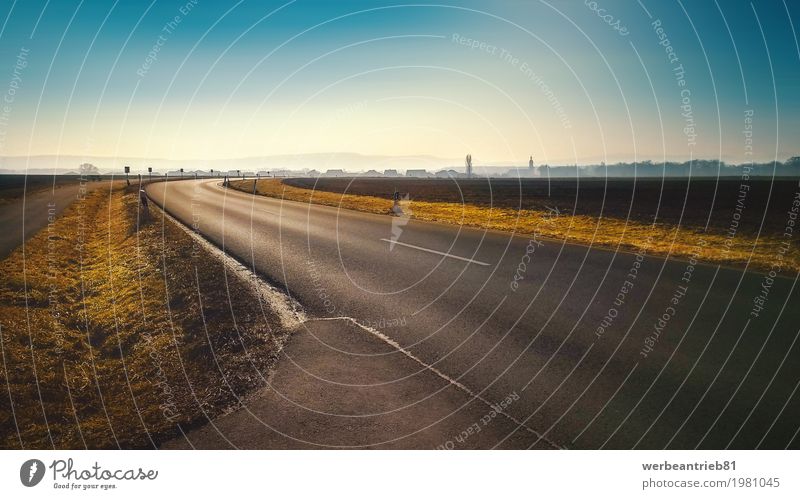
[147,179,800,449]
[0,179,110,259]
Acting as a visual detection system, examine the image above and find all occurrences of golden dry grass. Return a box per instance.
[232,178,800,272]
[0,183,287,449]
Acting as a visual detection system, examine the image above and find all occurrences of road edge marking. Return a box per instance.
[310,316,565,450]
[379,238,490,266]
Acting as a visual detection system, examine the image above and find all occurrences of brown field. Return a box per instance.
[0,183,287,449]
[231,177,800,272]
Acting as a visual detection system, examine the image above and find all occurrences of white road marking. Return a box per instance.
[310,316,563,449]
[379,238,490,266]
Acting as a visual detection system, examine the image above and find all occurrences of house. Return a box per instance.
[435,169,461,178]
[504,167,537,178]
[361,170,382,177]
[406,169,431,178]
[383,169,400,177]
[324,169,346,177]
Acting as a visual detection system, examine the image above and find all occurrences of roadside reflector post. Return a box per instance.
[124,165,130,186]
[138,189,149,228]
[147,166,152,181]
[254,174,259,194]
[139,189,149,209]
[392,189,404,215]
[180,168,184,179]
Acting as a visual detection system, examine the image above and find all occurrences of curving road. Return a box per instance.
[147,179,800,449]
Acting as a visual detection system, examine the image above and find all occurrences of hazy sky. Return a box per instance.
[0,0,798,165]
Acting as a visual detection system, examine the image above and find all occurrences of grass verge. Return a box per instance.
[0,183,288,449]
[230,178,800,272]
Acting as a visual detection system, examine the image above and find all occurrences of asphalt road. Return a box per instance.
[0,180,110,259]
[163,318,554,449]
[147,179,800,449]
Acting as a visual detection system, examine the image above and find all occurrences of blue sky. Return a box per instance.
[0,0,798,165]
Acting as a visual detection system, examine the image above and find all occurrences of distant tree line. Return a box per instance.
[538,157,800,177]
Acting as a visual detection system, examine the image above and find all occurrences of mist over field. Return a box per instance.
[3,154,799,178]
